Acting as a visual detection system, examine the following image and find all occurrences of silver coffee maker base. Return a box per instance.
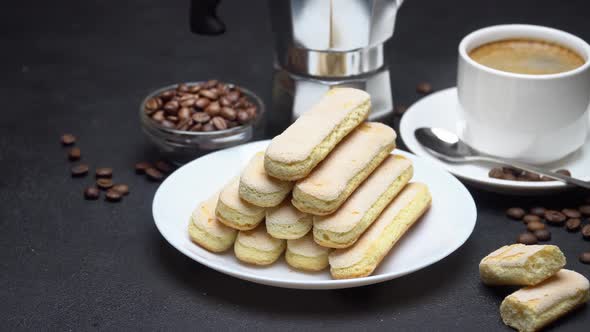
[271,67,393,122]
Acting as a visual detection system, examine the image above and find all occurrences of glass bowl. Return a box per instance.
[139,82,265,164]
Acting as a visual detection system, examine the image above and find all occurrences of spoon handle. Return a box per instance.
[477,156,590,190]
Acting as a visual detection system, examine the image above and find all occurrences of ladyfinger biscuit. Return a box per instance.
[266,200,312,240]
[216,177,265,230]
[285,233,331,272]
[188,193,238,253]
[292,122,396,216]
[329,183,431,279]
[264,88,370,181]
[313,155,413,248]
[234,223,286,266]
[239,152,293,207]
[480,244,566,286]
[500,269,589,332]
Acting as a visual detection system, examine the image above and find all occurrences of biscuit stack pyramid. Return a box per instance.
[188,88,432,279]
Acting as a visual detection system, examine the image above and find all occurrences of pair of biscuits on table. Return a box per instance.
[480,244,589,332]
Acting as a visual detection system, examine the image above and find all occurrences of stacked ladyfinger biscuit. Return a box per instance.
[188,88,432,279]
[479,244,590,332]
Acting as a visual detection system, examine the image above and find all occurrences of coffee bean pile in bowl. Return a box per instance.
[140,81,264,164]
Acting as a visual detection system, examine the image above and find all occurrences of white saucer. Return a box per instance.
[153,140,477,290]
[400,87,590,194]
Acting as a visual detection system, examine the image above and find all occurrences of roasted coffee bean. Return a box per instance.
[155,160,173,174]
[544,210,566,225]
[189,85,201,94]
[145,167,164,181]
[226,91,240,102]
[95,167,113,178]
[180,98,196,108]
[519,171,541,181]
[84,186,100,200]
[204,79,218,88]
[166,115,179,123]
[152,110,165,122]
[68,147,81,161]
[105,189,122,202]
[227,120,238,128]
[502,167,522,176]
[177,107,191,120]
[177,119,192,131]
[565,218,581,232]
[195,97,210,109]
[245,106,257,118]
[523,214,542,224]
[534,229,551,242]
[200,89,218,100]
[517,232,538,245]
[212,116,227,130]
[416,82,433,94]
[159,90,175,101]
[527,220,545,232]
[71,164,89,177]
[530,206,546,217]
[61,133,76,145]
[220,107,237,121]
[220,96,232,107]
[579,205,590,216]
[562,208,581,219]
[205,101,221,116]
[96,178,113,190]
[583,225,590,240]
[160,120,175,128]
[237,110,250,124]
[502,173,517,181]
[145,97,161,111]
[202,122,215,132]
[488,167,504,179]
[506,207,526,220]
[190,123,203,131]
[163,100,179,113]
[112,184,129,195]
[580,252,590,264]
[177,83,189,93]
[192,112,211,124]
[135,161,152,174]
[556,169,571,176]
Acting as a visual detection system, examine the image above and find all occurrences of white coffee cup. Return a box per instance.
[457,24,590,164]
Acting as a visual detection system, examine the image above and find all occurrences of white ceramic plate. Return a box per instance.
[400,87,590,194]
[153,140,477,289]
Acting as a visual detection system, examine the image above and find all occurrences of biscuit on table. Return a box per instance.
[216,177,265,230]
[239,152,293,207]
[292,122,396,216]
[234,223,286,266]
[264,88,370,181]
[285,233,331,272]
[329,183,431,279]
[500,269,589,332]
[313,155,413,248]
[188,193,237,252]
[479,244,566,286]
[266,199,312,240]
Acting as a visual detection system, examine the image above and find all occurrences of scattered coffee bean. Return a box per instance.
[565,218,581,232]
[416,82,433,94]
[71,164,89,177]
[84,186,100,200]
[534,229,551,242]
[578,205,590,217]
[517,232,538,245]
[506,207,526,220]
[135,161,152,174]
[155,160,173,174]
[523,214,541,224]
[562,208,581,219]
[544,210,566,225]
[95,167,113,178]
[61,134,76,146]
[529,206,546,217]
[527,220,545,232]
[145,168,164,181]
[212,116,227,130]
[68,147,81,161]
[580,252,590,264]
[488,167,505,179]
[105,189,122,202]
[112,184,129,196]
[96,178,114,190]
[582,224,590,240]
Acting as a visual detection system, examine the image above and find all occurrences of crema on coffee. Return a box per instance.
[468,39,585,75]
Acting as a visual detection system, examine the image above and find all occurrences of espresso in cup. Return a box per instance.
[468,38,585,75]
